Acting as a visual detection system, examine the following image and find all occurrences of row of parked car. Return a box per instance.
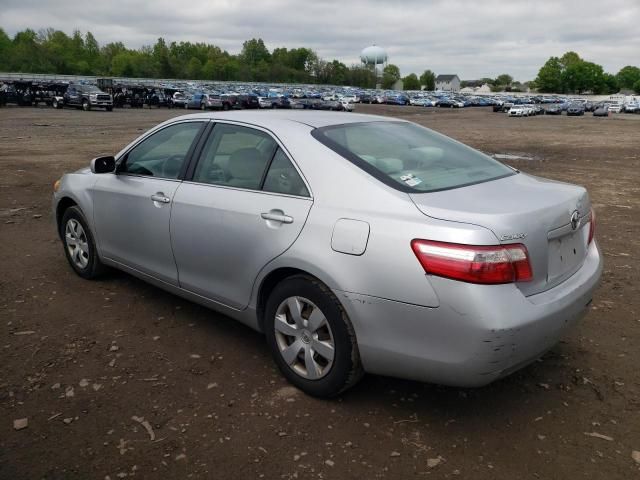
[2,78,639,117]
[0,80,357,112]
[495,98,639,117]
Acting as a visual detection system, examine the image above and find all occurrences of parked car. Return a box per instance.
[339,100,354,112]
[168,92,188,109]
[145,90,168,107]
[608,102,623,113]
[185,93,224,110]
[52,111,601,397]
[508,105,528,117]
[545,104,563,115]
[566,103,586,116]
[60,84,113,111]
[623,102,639,113]
[593,105,609,117]
[236,93,259,109]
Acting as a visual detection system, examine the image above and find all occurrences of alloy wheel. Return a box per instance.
[65,219,89,269]
[274,296,335,380]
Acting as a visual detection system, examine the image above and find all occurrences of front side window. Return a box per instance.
[312,121,515,193]
[120,122,203,179]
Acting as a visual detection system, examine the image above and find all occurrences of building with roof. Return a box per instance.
[435,74,460,92]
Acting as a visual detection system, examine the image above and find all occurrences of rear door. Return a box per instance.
[171,122,313,309]
[92,120,206,284]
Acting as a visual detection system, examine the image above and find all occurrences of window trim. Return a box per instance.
[311,121,516,194]
[115,119,208,181]
[184,120,313,199]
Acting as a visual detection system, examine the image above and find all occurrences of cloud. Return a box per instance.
[2,0,639,80]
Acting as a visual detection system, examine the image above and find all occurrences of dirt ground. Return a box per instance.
[1,104,639,480]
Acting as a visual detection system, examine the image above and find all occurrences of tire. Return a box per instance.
[60,206,105,279]
[223,103,230,111]
[106,106,113,112]
[52,99,58,109]
[264,275,363,397]
[82,99,90,111]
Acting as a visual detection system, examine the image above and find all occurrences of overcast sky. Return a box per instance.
[2,0,639,80]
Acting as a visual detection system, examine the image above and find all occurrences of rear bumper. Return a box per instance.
[336,241,602,387]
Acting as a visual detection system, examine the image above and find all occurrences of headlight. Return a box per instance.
[53,179,61,192]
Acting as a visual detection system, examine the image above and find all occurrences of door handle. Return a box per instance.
[151,193,171,204]
[261,212,293,224]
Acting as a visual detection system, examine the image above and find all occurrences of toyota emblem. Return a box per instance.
[570,210,580,230]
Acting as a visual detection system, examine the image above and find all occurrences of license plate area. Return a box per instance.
[547,231,586,283]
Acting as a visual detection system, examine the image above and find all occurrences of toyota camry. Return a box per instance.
[52,111,602,397]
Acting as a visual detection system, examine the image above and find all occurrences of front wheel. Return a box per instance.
[52,98,59,109]
[82,99,90,111]
[60,206,105,279]
[264,276,363,397]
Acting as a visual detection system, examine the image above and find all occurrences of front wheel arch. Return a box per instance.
[56,197,78,239]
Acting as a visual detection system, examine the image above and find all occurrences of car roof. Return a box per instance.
[170,110,397,129]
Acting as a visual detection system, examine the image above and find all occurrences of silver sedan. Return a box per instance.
[52,111,602,397]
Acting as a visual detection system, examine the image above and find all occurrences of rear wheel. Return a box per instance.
[52,98,59,109]
[60,206,105,279]
[264,275,363,397]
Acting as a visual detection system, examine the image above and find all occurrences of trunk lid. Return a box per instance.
[409,173,591,296]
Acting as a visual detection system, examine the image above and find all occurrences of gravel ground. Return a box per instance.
[1,104,639,479]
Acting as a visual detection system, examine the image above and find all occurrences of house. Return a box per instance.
[435,74,460,92]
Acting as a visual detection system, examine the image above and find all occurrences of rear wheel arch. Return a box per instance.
[256,268,342,332]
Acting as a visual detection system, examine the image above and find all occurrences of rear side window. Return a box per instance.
[193,124,277,190]
[312,121,515,193]
[192,124,309,196]
[263,149,309,197]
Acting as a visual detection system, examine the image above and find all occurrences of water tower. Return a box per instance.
[360,45,388,89]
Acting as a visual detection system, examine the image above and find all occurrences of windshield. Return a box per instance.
[312,121,515,193]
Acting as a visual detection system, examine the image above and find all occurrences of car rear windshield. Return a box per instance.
[311,121,515,193]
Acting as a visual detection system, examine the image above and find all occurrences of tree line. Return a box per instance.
[2,28,639,94]
[534,51,640,94]
[0,28,377,87]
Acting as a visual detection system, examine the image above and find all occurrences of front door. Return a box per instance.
[171,122,313,309]
[92,120,205,285]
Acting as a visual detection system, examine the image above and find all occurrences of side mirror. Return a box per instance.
[90,155,116,174]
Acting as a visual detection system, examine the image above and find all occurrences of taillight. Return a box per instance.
[411,240,533,285]
[588,208,595,245]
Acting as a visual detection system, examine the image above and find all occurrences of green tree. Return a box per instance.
[535,56,563,93]
[382,64,400,89]
[616,66,640,90]
[240,38,270,66]
[153,37,173,78]
[111,51,135,77]
[186,57,203,79]
[419,69,436,90]
[495,74,513,86]
[560,51,582,68]
[403,73,421,90]
[603,73,619,94]
[634,79,640,94]
[0,28,12,70]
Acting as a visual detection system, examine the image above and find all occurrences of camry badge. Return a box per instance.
[500,233,527,241]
